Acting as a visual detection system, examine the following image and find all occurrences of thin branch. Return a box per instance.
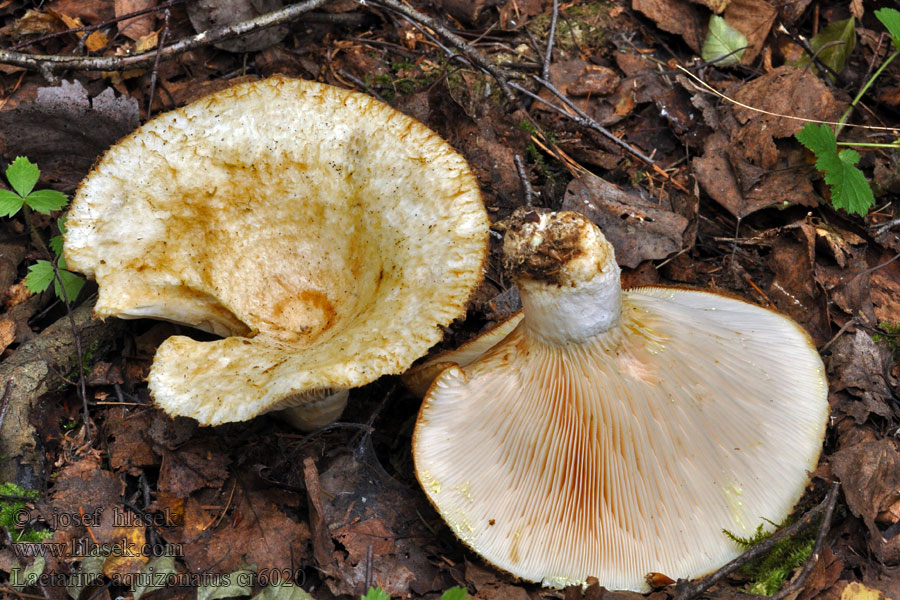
[367,0,517,102]
[146,9,172,119]
[0,0,330,73]
[874,217,900,236]
[542,0,558,81]
[771,482,841,600]
[514,154,534,206]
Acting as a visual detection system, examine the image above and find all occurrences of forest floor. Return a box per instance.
[0,0,899,599]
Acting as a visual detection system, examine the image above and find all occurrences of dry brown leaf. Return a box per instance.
[632,0,705,53]
[832,439,900,563]
[101,523,148,578]
[115,0,155,41]
[0,317,15,353]
[561,172,688,268]
[85,30,108,51]
[723,0,777,65]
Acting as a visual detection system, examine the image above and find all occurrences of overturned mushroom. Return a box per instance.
[65,77,489,428]
[413,209,828,591]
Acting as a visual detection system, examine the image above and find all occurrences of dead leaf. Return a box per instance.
[187,0,288,53]
[158,440,230,497]
[832,439,900,563]
[733,66,841,137]
[101,521,148,578]
[870,252,900,324]
[767,222,830,345]
[561,172,688,268]
[828,330,896,422]
[723,0,777,65]
[85,30,108,51]
[102,408,158,475]
[632,0,705,53]
[115,0,155,41]
[182,487,310,578]
[0,317,15,352]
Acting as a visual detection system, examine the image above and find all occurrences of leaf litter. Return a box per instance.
[0,1,898,599]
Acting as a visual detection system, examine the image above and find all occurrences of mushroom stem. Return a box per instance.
[501,209,622,344]
[278,389,349,431]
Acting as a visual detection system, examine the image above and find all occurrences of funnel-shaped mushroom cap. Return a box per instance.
[65,77,488,425]
[413,210,828,591]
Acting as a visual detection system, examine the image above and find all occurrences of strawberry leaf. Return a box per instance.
[5,156,40,197]
[24,189,68,214]
[796,123,874,216]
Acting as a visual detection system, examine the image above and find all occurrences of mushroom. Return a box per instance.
[402,311,524,397]
[413,209,828,591]
[64,76,489,428]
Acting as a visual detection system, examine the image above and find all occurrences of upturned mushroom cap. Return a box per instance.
[65,76,489,426]
[413,209,828,591]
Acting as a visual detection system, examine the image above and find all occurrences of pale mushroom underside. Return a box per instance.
[414,287,828,591]
[65,77,488,425]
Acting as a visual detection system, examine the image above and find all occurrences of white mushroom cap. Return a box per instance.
[64,77,488,426]
[413,209,828,591]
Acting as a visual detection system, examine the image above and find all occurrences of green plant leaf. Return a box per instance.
[10,557,46,590]
[875,8,900,49]
[440,587,471,600]
[54,268,85,302]
[197,563,256,600]
[25,261,55,294]
[50,234,64,256]
[132,552,177,600]
[66,548,108,600]
[701,15,747,66]
[50,216,68,256]
[5,156,40,197]
[361,588,391,600]
[796,123,875,216]
[0,189,24,217]
[795,122,835,156]
[24,189,68,214]
[810,18,856,76]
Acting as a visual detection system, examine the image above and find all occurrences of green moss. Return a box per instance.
[724,521,815,595]
[1,482,53,543]
[873,322,900,357]
[528,1,612,52]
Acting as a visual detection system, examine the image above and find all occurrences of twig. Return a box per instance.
[49,257,89,442]
[146,9,171,119]
[771,482,841,600]
[674,483,841,600]
[514,154,534,206]
[542,0,558,81]
[367,0,517,102]
[0,380,12,431]
[0,0,330,73]
[874,216,900,236]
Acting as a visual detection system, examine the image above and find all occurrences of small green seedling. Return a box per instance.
[796,123,874,216]
[0,156,68,217]
[794,8,900,218]
[1,156,84,301]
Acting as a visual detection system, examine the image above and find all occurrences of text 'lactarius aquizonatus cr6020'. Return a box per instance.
[413,208,829,592]
[64,76,489,429]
